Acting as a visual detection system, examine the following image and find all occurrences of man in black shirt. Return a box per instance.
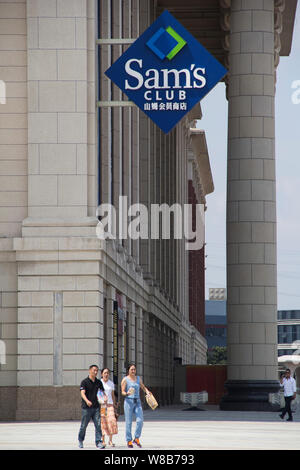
[78,364,106,449]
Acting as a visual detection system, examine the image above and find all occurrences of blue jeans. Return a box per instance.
[78,407,102,444]
[124,398,143,442]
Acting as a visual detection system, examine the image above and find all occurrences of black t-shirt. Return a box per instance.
[80,377,104,409]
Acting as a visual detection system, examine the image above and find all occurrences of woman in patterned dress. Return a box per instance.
[100,368,118,447]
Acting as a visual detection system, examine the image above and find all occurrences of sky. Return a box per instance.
[199,4,300,311]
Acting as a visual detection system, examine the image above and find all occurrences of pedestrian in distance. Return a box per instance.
[121,363,150,448]
[100,368,119,447]
[279,368,297,421]
[78,364,107,449]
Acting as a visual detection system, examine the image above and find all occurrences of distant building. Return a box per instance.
[205,300,227,351]
[205,305,300,358]
[278,310,300,357]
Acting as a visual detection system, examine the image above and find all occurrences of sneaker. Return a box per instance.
[133,438,142,448]
[127,441,133,448]
[78,441,84,449]
[279,414,284,420]
[96,442,106,449]
[287,418,293,421]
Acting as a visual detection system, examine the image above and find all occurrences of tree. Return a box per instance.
[207,346,227,365]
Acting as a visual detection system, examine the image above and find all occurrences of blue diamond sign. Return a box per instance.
[105,10,227,134]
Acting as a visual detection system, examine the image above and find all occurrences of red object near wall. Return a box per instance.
[186,365,227,404]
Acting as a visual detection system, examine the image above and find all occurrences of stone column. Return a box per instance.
[221,0,280,410]
[106,285,116,375]
[142,311,150,386]
[136,306,144,377]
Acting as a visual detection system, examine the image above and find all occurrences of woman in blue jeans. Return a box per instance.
[121,363,150,448]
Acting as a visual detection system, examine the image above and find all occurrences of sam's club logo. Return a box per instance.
[146,26,186,60]
[105,10,227,134]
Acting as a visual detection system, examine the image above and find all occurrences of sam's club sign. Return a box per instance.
[105,10,227,134]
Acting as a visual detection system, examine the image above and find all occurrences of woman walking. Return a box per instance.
[121,363,150,448]
[100,368,118,447]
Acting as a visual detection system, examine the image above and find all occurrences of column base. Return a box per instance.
[220,380,281,411]
[0,387,17,421]
[16,386,82,421]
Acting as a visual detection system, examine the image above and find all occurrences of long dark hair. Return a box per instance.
[126,363,137,375]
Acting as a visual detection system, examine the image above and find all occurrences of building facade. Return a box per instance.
[0,0,212,421]
[0,0,298,420]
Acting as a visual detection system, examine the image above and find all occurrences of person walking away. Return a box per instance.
[78,365,107,449]
[121,363,150,448]
[279,368,296,421]
[100,368,118,447]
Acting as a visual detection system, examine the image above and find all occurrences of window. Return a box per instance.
[206,326,226,338]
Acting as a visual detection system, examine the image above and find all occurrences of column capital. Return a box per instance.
[221,0,287,98]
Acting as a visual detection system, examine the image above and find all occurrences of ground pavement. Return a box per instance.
[0,404,299,450]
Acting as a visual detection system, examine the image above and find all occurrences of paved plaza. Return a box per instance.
[0,405,299,451]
